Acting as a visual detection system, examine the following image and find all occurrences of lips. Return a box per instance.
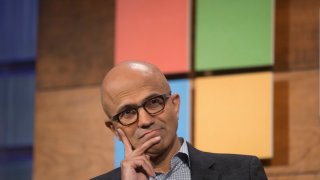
[139,129,161,139]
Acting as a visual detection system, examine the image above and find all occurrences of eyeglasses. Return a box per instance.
[111,92,171,126]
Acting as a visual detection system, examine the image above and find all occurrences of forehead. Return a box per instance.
[106,86,166,115]
[102,72,167,113]
[106,74,164,97]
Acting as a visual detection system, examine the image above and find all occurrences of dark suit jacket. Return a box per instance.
[92,142,268,180]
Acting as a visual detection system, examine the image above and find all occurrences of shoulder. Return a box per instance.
[191,144,258,168]
[208,153,266,179]
[187,143,267,179]
[188,142,255,160]
[213,153,266,179]
[209,152,262,170]
[187,141,262,166]
[90,167,121,180]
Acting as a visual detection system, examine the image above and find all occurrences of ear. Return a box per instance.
[171,93,180,116]
[105,120,120,139]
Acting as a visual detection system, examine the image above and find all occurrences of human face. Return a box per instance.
[106,87,180,156]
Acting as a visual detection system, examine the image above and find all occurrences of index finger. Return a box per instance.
[132,136,161,156]
[117,128,133,156]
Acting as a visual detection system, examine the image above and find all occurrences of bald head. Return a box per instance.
[101,61,171,117]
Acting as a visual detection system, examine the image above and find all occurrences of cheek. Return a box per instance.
[167,110,179,127]
[169,119,178,134]
[161,113,179,136]
[122,126,139,147]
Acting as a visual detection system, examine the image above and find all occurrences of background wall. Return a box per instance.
[32,0,319,180]
[34,0,115,179]
[265,0,320,179]
[0,0,37,179]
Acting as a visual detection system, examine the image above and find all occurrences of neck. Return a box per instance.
[151,136,181,173]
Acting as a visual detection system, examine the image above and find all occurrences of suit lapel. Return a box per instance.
[187,143,220,180]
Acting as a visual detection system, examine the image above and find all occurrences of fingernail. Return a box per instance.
[116,128,121,134]
[155,136,161,140]
[145,155,150,159]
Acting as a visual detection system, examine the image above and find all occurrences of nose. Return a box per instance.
[137,108,154,128]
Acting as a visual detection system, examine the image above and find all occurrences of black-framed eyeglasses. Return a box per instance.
[111,92,171,126]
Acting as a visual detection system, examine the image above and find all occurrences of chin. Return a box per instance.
[145,143,164,156]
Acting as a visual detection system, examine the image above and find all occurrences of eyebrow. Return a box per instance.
[115,93,162,114]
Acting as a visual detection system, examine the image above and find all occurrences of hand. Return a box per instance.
[117,128,161,180]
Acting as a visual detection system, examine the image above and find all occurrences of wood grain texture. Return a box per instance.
[266,70,320,179]
[269,80,289,165]
[274,0,319,71]
[268,173,320,180]
[36,0,115,89]
[33,86,114,180]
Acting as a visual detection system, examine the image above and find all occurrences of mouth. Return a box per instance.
[139,129,162,139]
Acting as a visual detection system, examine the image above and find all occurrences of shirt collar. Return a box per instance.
[175,137,191,167]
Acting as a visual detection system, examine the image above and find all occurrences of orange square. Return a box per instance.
[194,72,273,159]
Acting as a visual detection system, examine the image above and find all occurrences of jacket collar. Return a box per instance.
[187,142,220,180]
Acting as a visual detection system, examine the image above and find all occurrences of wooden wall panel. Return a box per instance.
[33,87,114,180]
[36,0,115,89]
[269,173,320,180]
[274,0,319,71]
[269,80,289,165]
[34,0,320,179]
[266,70,320,178]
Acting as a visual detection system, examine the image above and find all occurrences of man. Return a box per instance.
[93,61,267,180]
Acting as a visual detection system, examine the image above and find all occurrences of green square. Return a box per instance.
[195,0,273,71]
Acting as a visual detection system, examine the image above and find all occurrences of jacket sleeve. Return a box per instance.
[250,156,268,180]
[90,167,121,180]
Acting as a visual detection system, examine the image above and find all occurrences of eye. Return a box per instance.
[146,97,163,109]
[119,109,137,119]
[151,98,160,103]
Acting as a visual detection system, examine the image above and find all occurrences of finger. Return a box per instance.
[117,128,133,155]
[132,136,161,156]
[145,154,150,160]
[122,156,155,177]
[143,155,155,177]
[136,156,155,177]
